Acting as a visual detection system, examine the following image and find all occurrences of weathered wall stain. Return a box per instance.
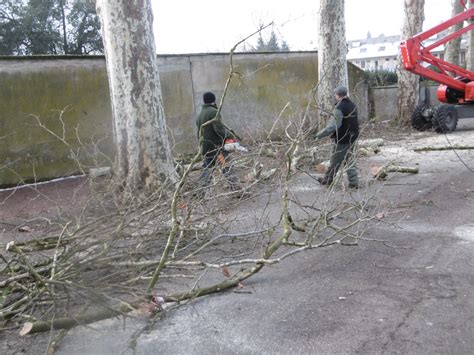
[372,85,440,122]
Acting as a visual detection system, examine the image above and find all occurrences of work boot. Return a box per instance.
[317,177,331,186]
[348,182,359,189]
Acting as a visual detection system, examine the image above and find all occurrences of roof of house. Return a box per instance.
[347,33,465,61]
[347,39,400,60]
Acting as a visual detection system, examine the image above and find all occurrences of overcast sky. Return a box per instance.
[151,0,453,54]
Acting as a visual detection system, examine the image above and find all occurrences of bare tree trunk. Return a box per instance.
[317,0,348,126]
[445,0,464,66]
[60,0,68,54]
[466,1,474,71]
[96,0,177,191]
[396,0,425,126]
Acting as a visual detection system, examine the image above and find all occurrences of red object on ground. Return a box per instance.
[224,138,238,144]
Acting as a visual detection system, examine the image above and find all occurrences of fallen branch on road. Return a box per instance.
[414,145,474,152]
[372,165,419,180]
[359,138,384,148]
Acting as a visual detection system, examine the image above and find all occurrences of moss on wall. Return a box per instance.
[0,54,366,186]
[159,67,195,153]
[0,59,114,186]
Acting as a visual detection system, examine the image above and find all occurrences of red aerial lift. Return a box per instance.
[400,0,474,132]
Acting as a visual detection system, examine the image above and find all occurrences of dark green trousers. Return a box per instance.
[324,143,358,185]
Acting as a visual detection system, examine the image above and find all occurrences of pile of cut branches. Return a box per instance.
[0,134,381,346]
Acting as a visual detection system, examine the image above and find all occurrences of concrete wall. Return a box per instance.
[0,53,367,186]
[0,58,114,186]
[372,85,439,121]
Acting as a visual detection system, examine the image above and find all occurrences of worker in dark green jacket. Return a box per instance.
[315,85,359,189]
[196,92,239,189]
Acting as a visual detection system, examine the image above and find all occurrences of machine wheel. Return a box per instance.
[432,104,458,133]
[411,104,434,131]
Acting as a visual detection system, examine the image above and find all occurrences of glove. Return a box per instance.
[224,138,248,152]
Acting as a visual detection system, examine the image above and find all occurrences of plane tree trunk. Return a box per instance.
[445,0,463,66]
[466,1,474,71]
[317,0,348,126]
[396,0,425,126]
[96,0,177,192]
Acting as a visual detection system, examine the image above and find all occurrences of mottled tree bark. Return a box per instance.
[466,1,474,71]
[445,0,464,67]
[396,0,425,126]
[96,0,177,191]
[317,0,348,126]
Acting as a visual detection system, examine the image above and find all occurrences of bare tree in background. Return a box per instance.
[445,0,464,66]
[96,0,177,193]
[466,1,474,71]
[317,0,348,125]
[396,0,425,126]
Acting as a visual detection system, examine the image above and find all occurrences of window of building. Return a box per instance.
[360,48,367,53]
[361,60,366,68]
[378,46,386,51]
[375,60,379,70]
[385,58,390,61]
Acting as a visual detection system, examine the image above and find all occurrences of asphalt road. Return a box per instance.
[57,123,474,354]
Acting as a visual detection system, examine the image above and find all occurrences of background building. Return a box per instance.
[347,33,466,72]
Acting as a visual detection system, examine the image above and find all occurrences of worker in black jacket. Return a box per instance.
[315,85,359,189]
[196,92,239,189]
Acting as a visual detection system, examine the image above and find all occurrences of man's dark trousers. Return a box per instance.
[323,143,358,186]
[199,150,238,188]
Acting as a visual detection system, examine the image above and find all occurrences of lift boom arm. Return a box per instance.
[400,0,474,94]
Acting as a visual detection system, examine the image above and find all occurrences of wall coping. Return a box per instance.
[372,84,438,90]
[0,51,319,61]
